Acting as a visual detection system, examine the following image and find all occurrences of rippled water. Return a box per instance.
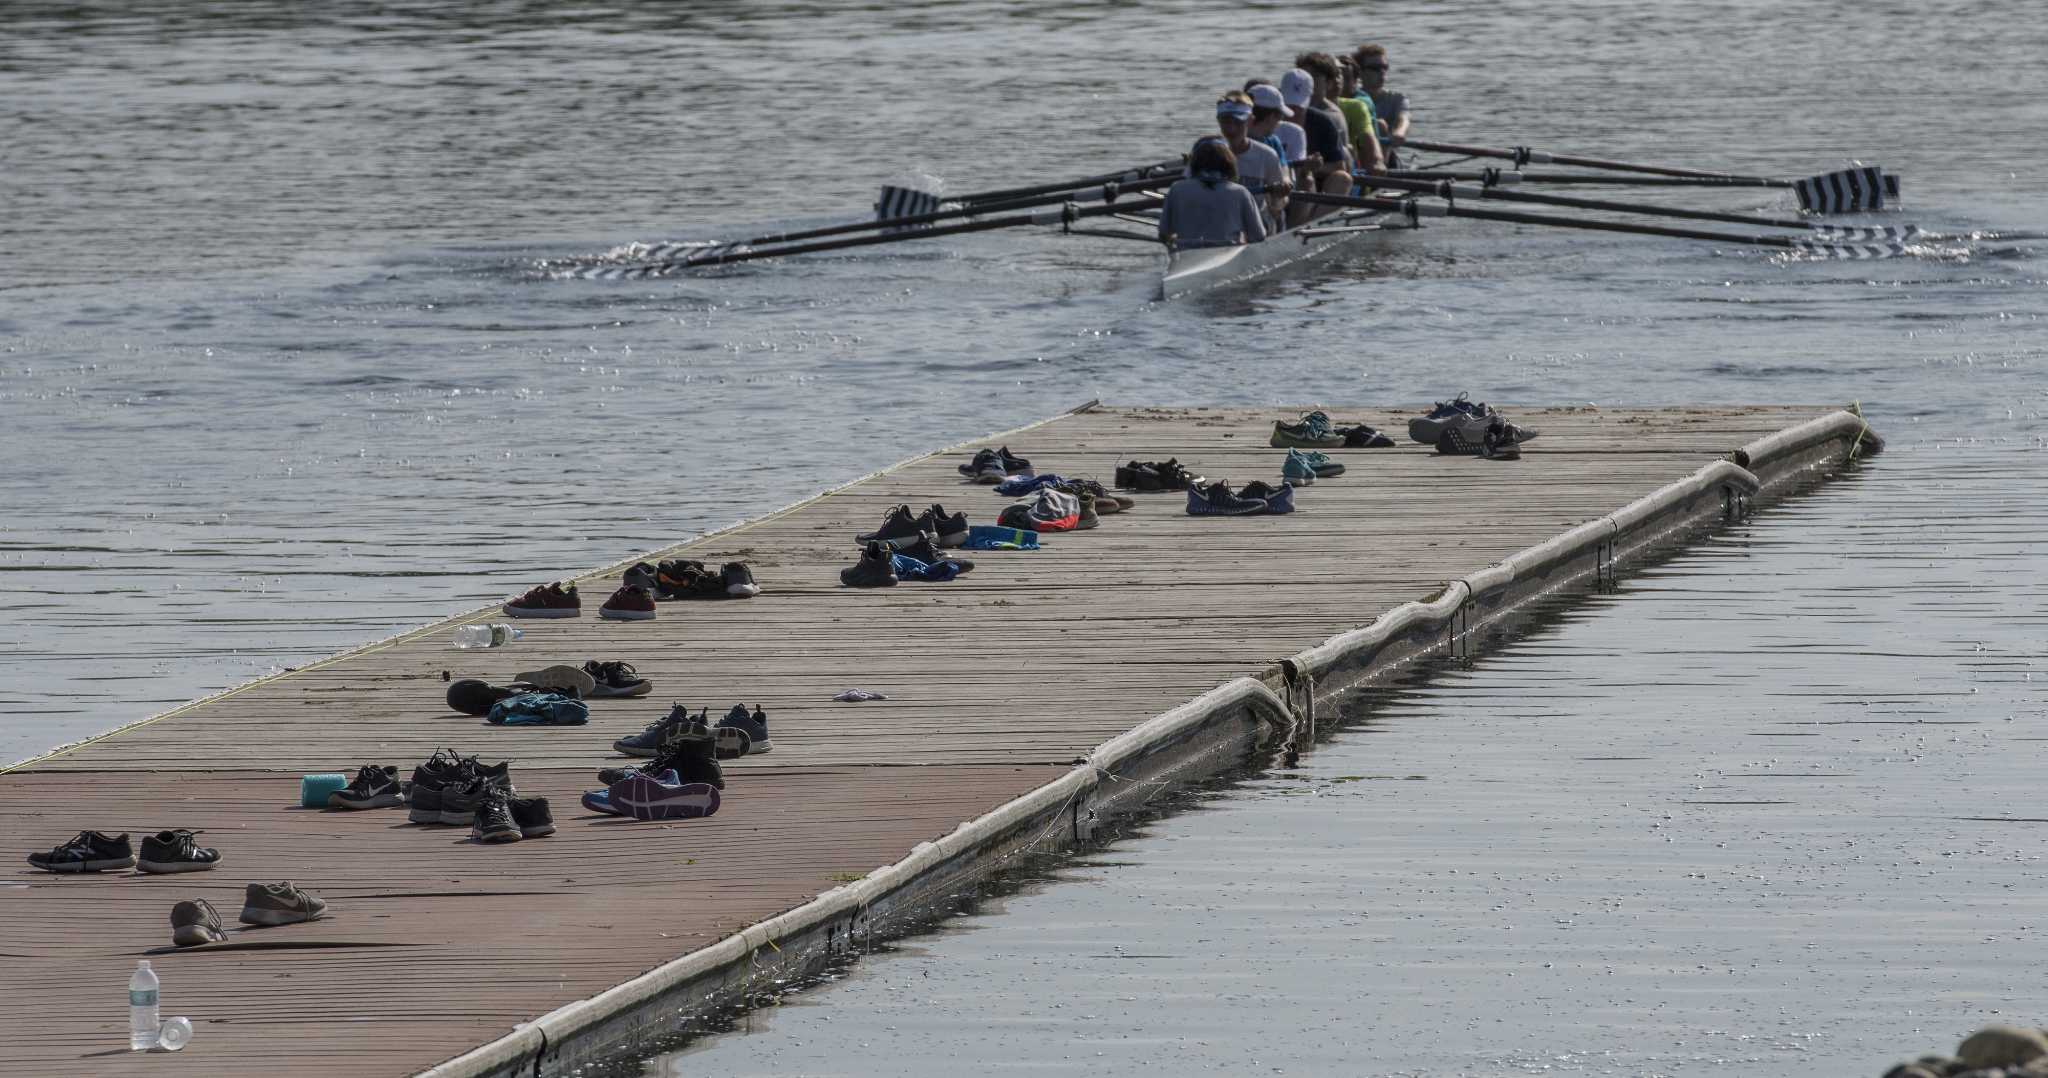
[2,1,2045,1071]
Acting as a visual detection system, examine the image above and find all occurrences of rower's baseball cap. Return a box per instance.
[1249,83,1294,118]
[1279,69,1313,108]
[1215,98,1252,121]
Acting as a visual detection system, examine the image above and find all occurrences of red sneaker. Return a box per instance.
[504,582,581,619]
[599,584,657,621]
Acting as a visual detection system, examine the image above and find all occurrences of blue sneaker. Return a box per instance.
[607,773,722,821]
[612,703,698,757]
[1187,481,1268,516]
[1281,450,1319,486]
[582,769,678,816]
[714,704,772,755]
[1238,480,1296,514]
[1407,393,1494,445]
[1293,450,1344,478]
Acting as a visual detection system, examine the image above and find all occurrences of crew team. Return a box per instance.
[1158,44,1412,250]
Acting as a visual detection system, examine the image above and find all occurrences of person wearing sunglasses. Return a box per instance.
[1353,44,1410,167]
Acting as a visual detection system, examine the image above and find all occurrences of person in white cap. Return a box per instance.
[1157,137,1265,251]
[1278,66,1350,224]
[1215,90,1288,229]
[1245,81,1309,222]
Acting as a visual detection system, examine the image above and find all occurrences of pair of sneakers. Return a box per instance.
[958,446,1032,484]
[858,503,970,549]
[1282,449,1344,485]
[26,829,223,874]
[614,702,770,759]
[626,559,762,601]
[1113,458,1202,492]
[1186,479,1295,516]
[405,749,513,825]
[169,883,331,946]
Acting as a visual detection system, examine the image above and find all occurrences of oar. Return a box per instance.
[625,176,1179,262]
[1390,136,1762,179]
[1363,173,1921,240]
[1388,163,1896,214]
[563,196,1166,280]
[878,157,1184,218]
[1294,191,1915,258]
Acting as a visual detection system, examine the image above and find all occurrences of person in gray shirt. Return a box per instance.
[1158,137,1266,250]
[1354,43,1410,167]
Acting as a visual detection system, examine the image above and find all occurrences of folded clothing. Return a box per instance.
[889,553,967,582]
[993,473,1069,496]
[963,524,1041,550]
[487,691,592,726]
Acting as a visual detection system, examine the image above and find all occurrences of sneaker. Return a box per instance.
[514,663,597,697]
[960,448,1008,484]
[405,749,462,824]
[1408,394,1494,445]
[1270,411,1347,449]
[583,659,651,698]
[1291,449,1345,478]
[613,702,696,756]
[925,503,969,547]
[439,778,492,826]
[1113,460,1163,491]
[996,446,1032,474]
[1341,423,1396,448]
[715,703,773,755]
[239,881,327,926]
[858,504,926,549]
[170,898,226,947]
[607,773,723,821]
[897,532,975,574]
[957,448,999,478]
[1280,451,1319,486]
[1187,480,1268,516]
[508,795,555,838]
[623,562,660,592]
[471,789,522,843]
[504,582,581,619]
[26,830,133,873]
[720,562,761,598]
[1237,480,1297,514]
[446,678,521,716]
[1484,418,1536,459]
[599,584,657,621]
[1152,458,1202,491]
[840,541,899,587]
[581,787,626,816]
[327,764,403,810]
[137,829,223,873]
[653,559,709,599]
[600,727,725,789]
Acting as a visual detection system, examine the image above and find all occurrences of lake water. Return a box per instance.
[2,1,2043,1073]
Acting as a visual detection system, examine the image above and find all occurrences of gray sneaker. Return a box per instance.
[239,882,327,926]
[439,779,491,826]
[171,898,226,946]
[714,704,773,755]
[514,663,596,697]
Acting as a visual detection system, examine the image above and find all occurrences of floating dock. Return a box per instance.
[0,403,1879,1076]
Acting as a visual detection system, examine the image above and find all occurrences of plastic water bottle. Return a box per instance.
[452,624,522,649]
[129,960,159,1050]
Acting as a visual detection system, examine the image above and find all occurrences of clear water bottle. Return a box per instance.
[452,624,522,649]
[129,960,159,1050]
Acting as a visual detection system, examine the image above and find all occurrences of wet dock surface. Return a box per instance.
[0,403,1841,1075]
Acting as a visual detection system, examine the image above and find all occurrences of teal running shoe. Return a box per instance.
[1281,450,1319,486]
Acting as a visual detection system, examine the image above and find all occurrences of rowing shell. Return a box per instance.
[1158,212,1387,300]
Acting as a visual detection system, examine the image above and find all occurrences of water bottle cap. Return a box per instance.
[157,1016,193,1051]
[137,959,152,970]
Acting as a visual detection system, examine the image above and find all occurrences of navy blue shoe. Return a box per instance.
[613,703,696,757]
[1237,481,1296,514]
[714,704,772,755]
[1187,481,1268,517]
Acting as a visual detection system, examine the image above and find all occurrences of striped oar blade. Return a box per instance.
[877,184,945,220]
[1793,166,1897,213]
[1807,224,1920,242]
[1788,239,1912,260]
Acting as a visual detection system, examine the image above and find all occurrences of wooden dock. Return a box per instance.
[0,404,1870,1076]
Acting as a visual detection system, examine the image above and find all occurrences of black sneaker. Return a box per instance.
[446,679,520,717]
[857,504,925,549]
[1342,423,1396,448]
[623,561,660,592]
[440,778,492,827]
[139,829,222,874]
[508,795,555,838]
[720,561,761,598]
[1114,461,1161,491]
[28,830,133,873]
[924,503,969,547]
[957,448,999,478]
[653,559,709,599]
[715,703,773,755]
[601,714,727,788]
[840,541,899,587]
[471,789,522,843]
[327,764,403,809]
[897,532,975,574]
[583,660,651,698]
[996,446,1032,474]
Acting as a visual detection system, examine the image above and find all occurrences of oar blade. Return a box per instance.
[1793,166,1898,214]
[877,184,944,221]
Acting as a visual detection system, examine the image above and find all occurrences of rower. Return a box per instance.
[1333,55,1387,182]
[1244,79,1307,182]
[1157,137,1266,250]
[1216,91,1289,229]
[1353,43,1410,167]
[1280,61,1353,224]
